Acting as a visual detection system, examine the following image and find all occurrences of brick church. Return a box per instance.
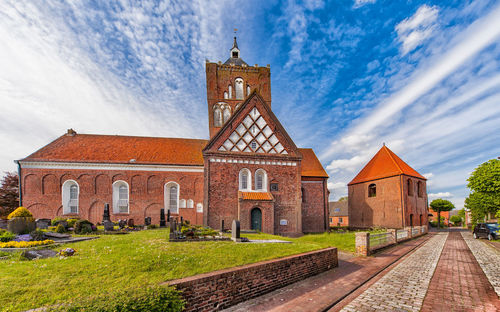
[16,38,330,236]
[348,145,428,229]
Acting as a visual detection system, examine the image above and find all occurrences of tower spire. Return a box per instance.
[232,36,239,50]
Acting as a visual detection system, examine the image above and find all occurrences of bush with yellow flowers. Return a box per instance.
[0,239,54,248]
[7,207,34,220]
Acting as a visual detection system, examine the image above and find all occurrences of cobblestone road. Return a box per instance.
[421,231,500,312]
[340,232,448,312]
[461,231,500,296]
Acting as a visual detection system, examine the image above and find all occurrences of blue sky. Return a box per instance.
[1,0,499,209]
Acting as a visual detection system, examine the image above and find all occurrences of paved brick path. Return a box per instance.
[223,235,431,312]
[339,233,448,312]
[421,231,500,312]
[461,231,500,297]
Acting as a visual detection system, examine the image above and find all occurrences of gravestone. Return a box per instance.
[144,217,151,226]
[35,218,51,229]
[118,219,127,229]
[127,219,134,228]
[103,203,111,222]
[180,216,184,225]
[21,249,57,260]
[231,220,241,242]
[220,220,225,232]
[0,219,7,230]
[160,209,166,227]
[103,220,114,231]
[169,219,177,240]
[167,209,171,222]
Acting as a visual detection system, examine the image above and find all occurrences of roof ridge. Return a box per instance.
[384,145,404,174]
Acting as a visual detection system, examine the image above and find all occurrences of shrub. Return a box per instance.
[147,224,158,229]
[0,229,16,242]
[55,224,66,233]
[74,220,94,234]
[0,239,54,248]
[46,285,184,312]
[52,217,67,226]
[30,229,46,241]
[66,218,79,228]
[7,207,33,220]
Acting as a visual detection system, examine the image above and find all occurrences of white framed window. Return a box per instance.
[239,168,251,191]
[113,181,129,213]
[224,91,228,99]
[187,199,194,208]
[214,108,222,127]
[228,85,232,98]
[62,180,79,214]
[179,199,186,208]
[196,203,203,212]
[247,85,251,97]
[255,169,267,191]
[235,78,244,99]
[164,182,179,214]
[223,108,231,124]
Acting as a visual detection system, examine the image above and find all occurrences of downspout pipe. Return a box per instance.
[14,160,22,206]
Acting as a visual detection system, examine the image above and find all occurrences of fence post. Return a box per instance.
[356,232,370,256]
[389,229,397,244]
[407,227,412,238]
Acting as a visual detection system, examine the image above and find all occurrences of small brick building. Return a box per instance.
[348,145,428,229]
[329,200,349,227]
[16,38,330,236]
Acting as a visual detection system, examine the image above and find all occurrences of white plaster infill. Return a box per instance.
[18,161,204,173]
[210,158,296,166]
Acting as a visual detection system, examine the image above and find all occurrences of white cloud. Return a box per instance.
[353,0,376,9]
[396,5,439,55]
[428,192,453,199]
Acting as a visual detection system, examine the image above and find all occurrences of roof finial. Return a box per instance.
[383,142,386,146]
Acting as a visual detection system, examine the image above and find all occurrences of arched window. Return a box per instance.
[247,85,251,96]
[235,78,244,99]
[228,85,232,98]
[408,179,414,196]
[255,169,267,191]
[214,108,222,127]
[164,182,179,214]
[112,181,129,213]
[224,91,228,99]
[196,203,203,213]
[179,199,186,208]
[187,199,194,208]
[368,184,376,197]
[223,108,231,123]
[417,181,423,198]
[62,180,79,214]
[239,168,251,190]
[301,187,306,203]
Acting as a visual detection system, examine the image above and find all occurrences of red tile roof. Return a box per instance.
[300,148,329,178]
[22,134,208,166]
[348,145,426,185]
[21,133,329,178]
[239,191,274,201]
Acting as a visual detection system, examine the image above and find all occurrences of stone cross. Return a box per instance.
[103,203,111,222]
[160,209,166,227]
[231,220,241,242]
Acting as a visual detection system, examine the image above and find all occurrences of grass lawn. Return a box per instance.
[0,228,372,312]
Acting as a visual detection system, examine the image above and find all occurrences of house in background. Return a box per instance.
[348,144,428,229]
[329,200,348,227]
[429,210,450,226]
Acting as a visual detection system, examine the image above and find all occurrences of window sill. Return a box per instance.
[113,213,130,216]
[62,213,79,216]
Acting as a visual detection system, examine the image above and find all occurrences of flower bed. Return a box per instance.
[0,239,54,248]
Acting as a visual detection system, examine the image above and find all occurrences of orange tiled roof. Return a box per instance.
[299,148,329,178]
[348,145,426,185]
[239,191,274,201]
[22,133,208,166]
[21,133,329,178]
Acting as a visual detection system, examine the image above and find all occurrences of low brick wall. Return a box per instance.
[166,247,338,311]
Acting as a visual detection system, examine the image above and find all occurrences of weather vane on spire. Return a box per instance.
[234,28,238,35]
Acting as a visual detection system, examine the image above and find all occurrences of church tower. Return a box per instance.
[206,37,271,138]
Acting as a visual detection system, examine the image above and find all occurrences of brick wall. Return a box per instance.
[166,247,338,312]
[301,179,328,233]
[21,168,204,225]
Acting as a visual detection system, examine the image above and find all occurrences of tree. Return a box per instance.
[457,208,465,221]
[466,159,500,225]
[338,196,348,202]
[450,215,462,226]
[430,199,455,228]
[0,172,19,218]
